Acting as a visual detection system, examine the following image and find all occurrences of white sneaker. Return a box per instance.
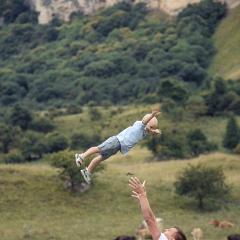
[75,154,84,167]
[81,168,91,184]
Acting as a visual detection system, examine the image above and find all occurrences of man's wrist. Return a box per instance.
[138,192,147,198]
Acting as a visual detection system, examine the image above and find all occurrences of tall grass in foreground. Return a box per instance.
[0,149,239,240]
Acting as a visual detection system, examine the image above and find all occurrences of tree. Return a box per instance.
[179,63,207,84]
[186,96,208,117]
[174,163,231,209]
[142,129,189,159]
[88,107,102,121]
[4,149,25,164]
[203,77,230,116]
[83,60,116,78]
[50,149,86,189]
[0,123,21,153]
[8,104,32,130]
[157,78,189,103]
[50,149,105,189]
[187,128,217,157]
[48,133,69,153]
[223,115,239,150]
[20,130,49,161]
[29,117,56,133]
[70,132,101,150]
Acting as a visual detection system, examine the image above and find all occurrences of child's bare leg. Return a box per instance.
[82,147,100,159]
[87,155,103,173]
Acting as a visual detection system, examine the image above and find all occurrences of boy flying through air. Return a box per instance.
[75,107,161,184]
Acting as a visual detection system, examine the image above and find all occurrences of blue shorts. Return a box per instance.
[98,136,121,160]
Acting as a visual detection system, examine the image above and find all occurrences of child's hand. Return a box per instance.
[152,107,161,117]
[154,129,161,134]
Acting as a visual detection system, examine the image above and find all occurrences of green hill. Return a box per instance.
[208,4,240,80]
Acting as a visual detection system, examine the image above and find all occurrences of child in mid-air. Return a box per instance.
[75,107,161,184]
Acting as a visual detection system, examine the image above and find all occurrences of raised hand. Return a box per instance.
[152,107,161,117]
[129,177,146,199]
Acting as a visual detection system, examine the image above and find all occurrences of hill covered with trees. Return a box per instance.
[1,0,239,112]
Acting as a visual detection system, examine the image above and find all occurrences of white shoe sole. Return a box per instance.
[75,154,83,167]
[81,170,91,184]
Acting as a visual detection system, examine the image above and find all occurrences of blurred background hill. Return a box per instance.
[208,4,240,80]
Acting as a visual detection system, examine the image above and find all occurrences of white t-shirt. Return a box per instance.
[159,233,168,240]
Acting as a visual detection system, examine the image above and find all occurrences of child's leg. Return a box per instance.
[76,146,100,167]
[82,147,100,159]
[87,155,103,173]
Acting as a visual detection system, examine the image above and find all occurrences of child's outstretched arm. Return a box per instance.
[142,107,161,125]
[151,107,161,117]
[151,128,161,134]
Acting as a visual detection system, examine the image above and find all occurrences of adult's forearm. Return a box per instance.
[138,194,156,220]
[139,194,161,240]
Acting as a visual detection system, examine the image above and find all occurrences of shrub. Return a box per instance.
[50,149,105,188]
[4,149,25,164]
[174,163,231,209]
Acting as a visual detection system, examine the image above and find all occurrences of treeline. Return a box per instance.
[0,103,102,163]
[1,0,239,112]
[0,102,240,164]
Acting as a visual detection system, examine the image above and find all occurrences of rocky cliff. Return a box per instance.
[29,0,240,24]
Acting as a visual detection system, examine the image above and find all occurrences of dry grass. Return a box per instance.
[0,149,239,240]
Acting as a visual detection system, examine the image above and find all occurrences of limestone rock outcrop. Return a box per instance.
[29,0,240,24]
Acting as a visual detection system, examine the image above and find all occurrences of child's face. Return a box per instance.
[146,118,157,134]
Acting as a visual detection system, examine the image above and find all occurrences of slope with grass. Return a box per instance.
[1,105,240,239]
[0,151,240,240]
[208,4,240,80]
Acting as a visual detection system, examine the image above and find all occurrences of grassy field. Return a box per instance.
[0,150,240,240]
[208,4,240,80]
[1,105,240,240]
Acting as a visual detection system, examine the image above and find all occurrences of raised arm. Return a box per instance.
[129,177,161,240]
[142,108,161,125]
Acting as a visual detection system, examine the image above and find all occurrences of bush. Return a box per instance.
[66,104,83,115]
[223,115,239,150]
[29,117,56,133]
[70,133,102,150]
[174,163,231,209]
[48,134,69,153]
[50,149,105,188]
[4,149,25,164]
[233,144,240,154]
[187,128,217,157]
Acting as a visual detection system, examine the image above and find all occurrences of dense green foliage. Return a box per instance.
[223,115,240,149]
[0,0,38,24]
[1,0,238,111]
[174,163,231,209]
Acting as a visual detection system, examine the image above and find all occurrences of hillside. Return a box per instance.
[28,0,240,24]
[1,0,235,110]
[0,151,240,240]
[208,4,240,80]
